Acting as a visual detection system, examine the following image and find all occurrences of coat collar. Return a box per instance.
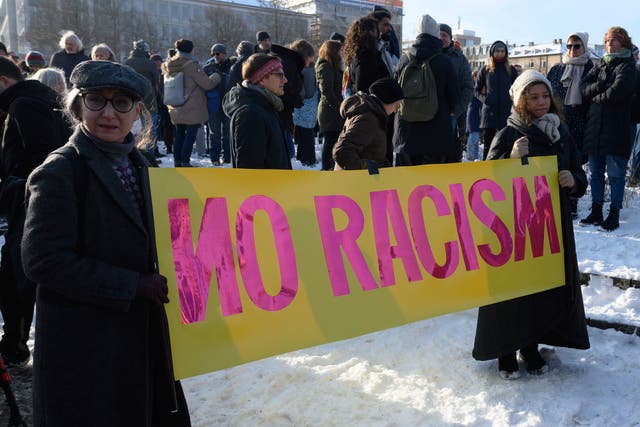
[68,127,149,234]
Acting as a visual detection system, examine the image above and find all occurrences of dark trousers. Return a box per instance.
[295,126,316,166]
[395,152,448,166]
[208,109,230,164]
[321,130,340,170]
[174,124,199,166]
[482,128,497,160]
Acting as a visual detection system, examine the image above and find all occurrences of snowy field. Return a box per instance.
[2,144,639,426]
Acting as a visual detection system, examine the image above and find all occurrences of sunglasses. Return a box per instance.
[566,44,583,50]
[80,92,136,113]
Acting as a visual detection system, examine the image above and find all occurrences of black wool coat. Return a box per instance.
[48,49,90,86]
[350,46,390,93]
[393,33,459,161]
[315,58,344,133]
[22,130,190,427]
[473,117,590,360]
[475,62,518,130]
[271,44,305,133]
[581,55,636,158]
[223,84,292,170]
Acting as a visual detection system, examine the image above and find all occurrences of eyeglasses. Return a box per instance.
[566,44,583,51]
[270,72,286,80]
[80,92,136,113]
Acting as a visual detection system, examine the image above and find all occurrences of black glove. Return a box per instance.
[137,274,170,305]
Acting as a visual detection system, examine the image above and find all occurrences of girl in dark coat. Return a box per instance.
[475,40,519,160]
[223,54,292,170]
[22,61,191,427]
[344,17,390,94]
[473,70,590,379]
[579,27,637,231]
[316,40,345,170]
[333,78,403,170]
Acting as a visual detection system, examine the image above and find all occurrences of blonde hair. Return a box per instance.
[90,43,116,61]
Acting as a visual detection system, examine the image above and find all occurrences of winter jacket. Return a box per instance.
[473,115,590,360]
[315,58,344,132]
[475,62,518,129]
[49,49,90,86]
[228,55,249,90]
[466,96,482,133]
[271,44,304,133]
[333,92,390,170]
[629,64,640,124]
[581,55,636,158]
[293,66,318,129]
[203,57,234,112]
[350,46,390,93]
[223,84,292,170]
[443,44,474,118]
[393,33,459,161]
[22,129,190,426]
[162,53,220,125]
[547,60,594,154]
[124,50,161,113]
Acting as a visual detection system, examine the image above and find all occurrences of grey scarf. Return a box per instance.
[507,111,561,143]
[560,52,590,106]
[242,80,284,112]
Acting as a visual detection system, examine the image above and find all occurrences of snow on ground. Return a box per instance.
[2,144,640,426]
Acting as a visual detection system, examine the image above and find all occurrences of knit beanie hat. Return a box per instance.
[416,15,440,39]
[25,51,46,68]
[509,69,553,106]
[490,41,508,57]
[256,31,271,42]
[211,43,227,55]
[175,39,194,53]
[236,41,254,57]
[133,39,150,53]
[369,78,404,104]
[440,24,452,39]
[329,32,346,43]
[567,32,589,49]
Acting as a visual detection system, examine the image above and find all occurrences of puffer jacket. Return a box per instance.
[581,55,636,158]
[333,92,390,170]
[162,53,220,125]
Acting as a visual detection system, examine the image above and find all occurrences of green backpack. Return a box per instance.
[397,53,440,122]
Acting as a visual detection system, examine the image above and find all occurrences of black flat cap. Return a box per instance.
[369,78,404,104]
[70,60,152,101]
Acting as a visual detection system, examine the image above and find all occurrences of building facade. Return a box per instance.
[0,0,312,61]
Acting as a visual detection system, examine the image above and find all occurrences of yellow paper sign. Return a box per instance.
[148,157,564,379]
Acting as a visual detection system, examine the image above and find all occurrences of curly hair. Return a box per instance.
[513,82,564,125]
[604,26,633,50]
[343,17,379,66]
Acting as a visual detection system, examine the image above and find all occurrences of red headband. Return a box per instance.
[250,59,283,84]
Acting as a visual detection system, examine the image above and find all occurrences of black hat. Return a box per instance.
[70,60,152,101]
[256,31,271,42]
[329,32,346,43]
[369,78,404,104]
[0,42,6,54]
[210,43,227,55]
[133,39,150,53]
[175,39,194,53]
[439,24,452,39]
[490,40,508,57]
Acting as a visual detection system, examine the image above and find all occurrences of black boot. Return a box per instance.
[579,203,603,226]
[498,353,520,379]
[520,344,548,375]
[600,207,620,231]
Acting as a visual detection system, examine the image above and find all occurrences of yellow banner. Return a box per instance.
[149,157,565,380]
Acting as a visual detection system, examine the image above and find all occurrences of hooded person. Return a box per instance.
[21,60,191,426]
[392,14,460,166]
[229,40,254,89]
[333,78,403,170]
[223,53,292,169]
[473,69,590,380]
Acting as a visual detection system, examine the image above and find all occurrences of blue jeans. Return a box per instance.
[631,125,640,181]
[466,131,480,161]
[208,108,230,163]
[174,124,199,166]
[589,153,627,209]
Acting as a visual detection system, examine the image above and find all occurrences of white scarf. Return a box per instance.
[560,52,590,106]
[532,113,561,143]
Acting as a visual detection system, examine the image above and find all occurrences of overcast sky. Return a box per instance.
[401,0,640,47]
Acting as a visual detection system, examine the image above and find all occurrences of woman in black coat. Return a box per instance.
[223,54,292,169]
[475,40,519,160]
[579,27,636,231]
[473,70,590,380]
[344,16,390,94]
[22,61,190,427]
[316,40,345,170]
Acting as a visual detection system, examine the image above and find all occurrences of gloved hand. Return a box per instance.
[137,274,170,305]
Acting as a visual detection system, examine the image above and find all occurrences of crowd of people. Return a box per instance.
[0,8,639,425]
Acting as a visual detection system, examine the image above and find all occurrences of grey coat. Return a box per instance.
[22,130,190,427]
[442,44,474,118]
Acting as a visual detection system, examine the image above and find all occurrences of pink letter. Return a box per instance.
[168,198,241,324]
[513,176,561,261]
[370,190,422,286]
[407,185,459,279]
[236,195,298,311]
[469,179,513,267]
[314,195,378,296]
[449,183,480,271]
